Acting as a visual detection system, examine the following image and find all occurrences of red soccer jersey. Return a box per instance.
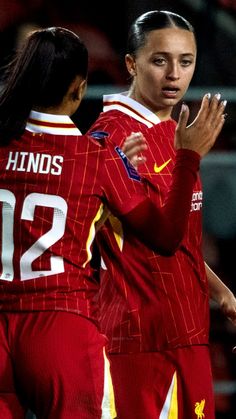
[88,93,209,352]
[0,110,147,321]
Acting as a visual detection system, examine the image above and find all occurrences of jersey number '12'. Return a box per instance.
[0,189,67,281]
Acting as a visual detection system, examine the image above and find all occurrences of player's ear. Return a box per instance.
[77,78,87,102]
[125,54,136,77]
[70,77,87,103]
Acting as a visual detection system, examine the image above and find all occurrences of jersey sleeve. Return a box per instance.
[100,143,200,255]
[88,113,130,147]
[100,142,147,216]
[120,149,200,255]
[90,122,201,256]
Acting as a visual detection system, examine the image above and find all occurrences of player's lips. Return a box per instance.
[162,87,180,98]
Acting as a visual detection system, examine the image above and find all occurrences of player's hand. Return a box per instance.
[218,289,236,326]
[175,93,227,157]
[122,132,147,169]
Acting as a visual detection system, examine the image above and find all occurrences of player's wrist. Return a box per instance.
[175,149,200,174]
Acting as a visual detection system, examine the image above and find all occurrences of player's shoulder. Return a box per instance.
[165,118,177,129]
[156,118,177,131]
[89,110,128,132]
[160,118,177,133]
[87,113,122,149]
[144,118,176,137]
[86,130,111,149]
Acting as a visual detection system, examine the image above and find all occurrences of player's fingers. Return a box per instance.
[211,112,227,141]
[197,93,211,117]
[130,154,147,169]
[187,93,211,129]
[122,132,147,155]
[125,144,147,161]
[128,132,145,142]
[211,100,227,129]
[123,140,147,154]
[207,93,225,124]
[197,95,226,144]
[123,132,146,149]
[176,103,189,134]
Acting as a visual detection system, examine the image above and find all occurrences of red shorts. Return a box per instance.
[0,311,116,419]
[109,346,215,419]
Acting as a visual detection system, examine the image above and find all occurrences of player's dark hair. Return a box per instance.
[0,26,88,145]
[127,10,195,57]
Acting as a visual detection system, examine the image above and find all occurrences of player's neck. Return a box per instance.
[127,88,172,121]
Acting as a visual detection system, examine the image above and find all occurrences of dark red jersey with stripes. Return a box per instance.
[88,93,209,352]
[0,111,146,320]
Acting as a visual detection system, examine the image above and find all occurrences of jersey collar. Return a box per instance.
[26,110,82,135]
[103,92,161,128]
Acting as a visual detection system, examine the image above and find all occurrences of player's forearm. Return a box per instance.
[206,262,232,303]
[121,149,200,255]
[206,262,236,325]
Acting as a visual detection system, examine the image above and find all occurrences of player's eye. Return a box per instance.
[181,59,193,67]
[153,57,166,66]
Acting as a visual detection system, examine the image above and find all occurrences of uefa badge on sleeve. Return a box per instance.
[115,146,141,181]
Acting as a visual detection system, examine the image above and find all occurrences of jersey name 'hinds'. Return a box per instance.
[190,190,203,212]
[6,151,63,175]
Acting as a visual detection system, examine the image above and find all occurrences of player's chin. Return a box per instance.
[161,97,180,107]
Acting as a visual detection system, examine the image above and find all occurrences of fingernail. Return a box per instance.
[206,93,211,99]
[181,103,187,112]
[215,93,221,100]
[222,100,227,107]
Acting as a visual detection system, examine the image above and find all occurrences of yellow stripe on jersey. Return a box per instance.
[160,371,178,419]
[101,348,117,419]
[168,372,178,419]
[101,215,124,270]
[83,204,104,268]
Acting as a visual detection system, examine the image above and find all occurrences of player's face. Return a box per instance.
[126,27,197,120]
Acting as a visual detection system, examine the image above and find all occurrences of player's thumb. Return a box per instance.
[176,103,189,133]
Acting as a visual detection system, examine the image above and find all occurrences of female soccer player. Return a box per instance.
[0,25,224,419]
[88,10,235,419]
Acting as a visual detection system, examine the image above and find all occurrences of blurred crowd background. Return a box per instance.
[0,1,235,418]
